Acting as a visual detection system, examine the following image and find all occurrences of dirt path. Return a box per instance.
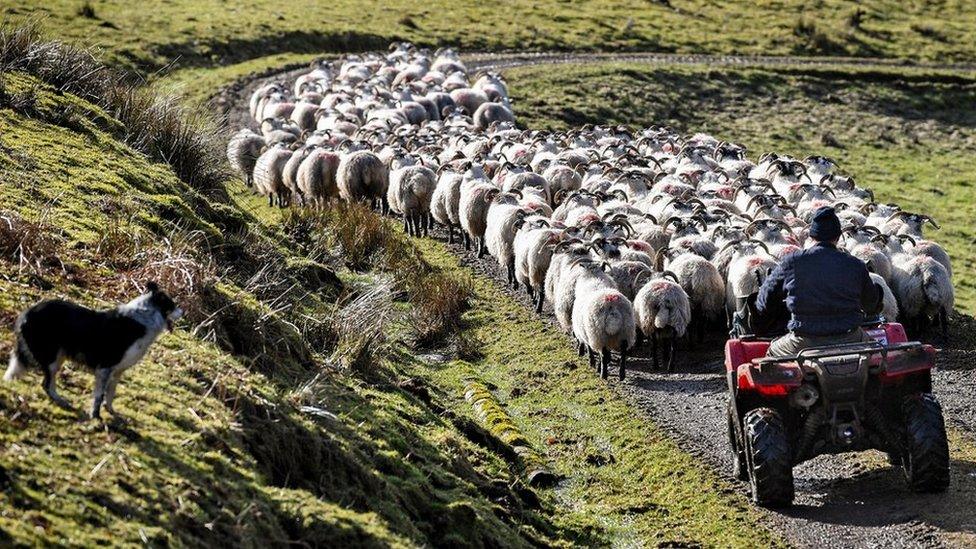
[219,55,976,549]
[463,51,976,74]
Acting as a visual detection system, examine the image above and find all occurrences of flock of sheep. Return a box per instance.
[228,43,954,379]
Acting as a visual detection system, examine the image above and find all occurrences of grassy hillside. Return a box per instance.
[509,62,976,313]
[0,37,786,546]
[7,0,976,73]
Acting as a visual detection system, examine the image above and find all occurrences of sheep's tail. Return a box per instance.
[602,295,624,336]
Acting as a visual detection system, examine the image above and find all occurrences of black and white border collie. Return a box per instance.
[4,282,182,419]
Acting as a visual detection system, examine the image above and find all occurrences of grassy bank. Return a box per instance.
[510,62,976,313]
[8,1,976,74]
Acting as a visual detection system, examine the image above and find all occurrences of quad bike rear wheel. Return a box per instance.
[902,393,950,493]
[744,408,794,507]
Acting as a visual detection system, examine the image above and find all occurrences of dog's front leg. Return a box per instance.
[91,368,112,420]
[103,370,125,419]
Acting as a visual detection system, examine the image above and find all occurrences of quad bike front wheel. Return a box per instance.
[744,408,795,507]
[902,393,950,493]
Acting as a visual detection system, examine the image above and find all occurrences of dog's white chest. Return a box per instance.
[117,332,157,372]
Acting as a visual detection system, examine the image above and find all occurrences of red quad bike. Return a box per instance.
[726,321,950,507]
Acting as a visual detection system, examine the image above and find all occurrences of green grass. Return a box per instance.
[509,62,976,313]
[9,1,976,74]
[0,61,788,546]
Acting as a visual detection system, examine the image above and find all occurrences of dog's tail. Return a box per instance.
[4,316,32,382]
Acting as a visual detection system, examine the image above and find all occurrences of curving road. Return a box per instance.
[218,52,976,548]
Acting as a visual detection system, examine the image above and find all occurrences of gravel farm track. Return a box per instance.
[217,52,976,548]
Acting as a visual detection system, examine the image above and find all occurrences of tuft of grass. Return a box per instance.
[409,272,473,348]
[329,280,394,372]
[283,205,471,348]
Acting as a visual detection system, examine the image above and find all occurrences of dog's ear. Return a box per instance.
[146,281,160,294]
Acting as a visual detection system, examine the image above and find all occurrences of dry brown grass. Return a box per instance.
[408,272,473,348]
[0,209,64,275]
[329,280,394,372]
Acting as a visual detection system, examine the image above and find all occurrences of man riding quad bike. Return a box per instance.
[726,207,950,506]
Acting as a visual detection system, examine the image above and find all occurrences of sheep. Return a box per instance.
[282,145,316,205]
[664,251,726,342]
[474,102,516,131]
[459,182,499,257]
[485,193,528,286]
[608,260,653,302]
[513,217,559,312]
[431,169,464,243]
[450,87,489,115]
[226,129,265,188]
[337,150,389,212]
[571,259,637,380]
[723,242,778,323]
[890,253,954,340]
[297,148,341,207]
[633,272,691,372]
[387,164,438,236]
[252,143,294,207]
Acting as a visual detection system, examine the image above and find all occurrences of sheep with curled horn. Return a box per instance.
[881,210,941,238]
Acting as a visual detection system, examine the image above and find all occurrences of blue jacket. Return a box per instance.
[756,242,880,337]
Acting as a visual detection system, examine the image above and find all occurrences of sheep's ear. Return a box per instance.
[146,281,160,294]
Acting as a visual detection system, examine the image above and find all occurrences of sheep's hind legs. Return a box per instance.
[535,288,545,314]
[618,343,628,381]
[939,307,950,343]
[651,332,659,370]
[600,348,611,379]
[665,337,677,373]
